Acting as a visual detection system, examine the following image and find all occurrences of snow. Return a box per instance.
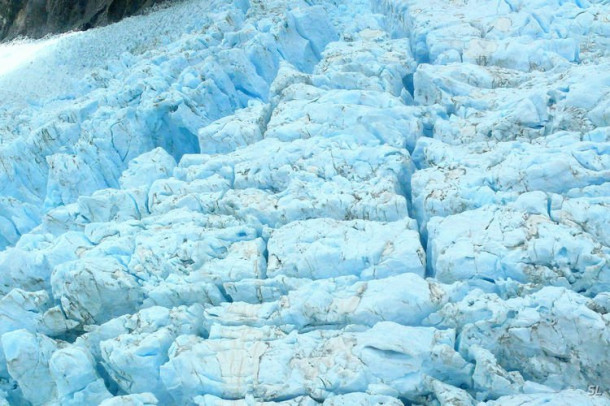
[0,37,63,77]
[0,0,608,404]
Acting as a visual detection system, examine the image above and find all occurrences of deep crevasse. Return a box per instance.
[0,0,608,405]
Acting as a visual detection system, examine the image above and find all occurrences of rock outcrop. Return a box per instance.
[0,0,163,40]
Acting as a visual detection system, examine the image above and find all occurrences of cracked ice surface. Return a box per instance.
[0,0,609,405]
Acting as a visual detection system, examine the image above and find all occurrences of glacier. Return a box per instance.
[0,0,609,404]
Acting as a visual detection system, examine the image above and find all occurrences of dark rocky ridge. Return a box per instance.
[0,0,165,41]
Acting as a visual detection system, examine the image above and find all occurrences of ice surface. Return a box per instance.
[0,0,608,404]
[159,322,472,403]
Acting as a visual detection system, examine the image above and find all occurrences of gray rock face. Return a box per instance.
[0,0,163,41]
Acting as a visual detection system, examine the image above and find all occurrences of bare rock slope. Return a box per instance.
[0,0,162,40]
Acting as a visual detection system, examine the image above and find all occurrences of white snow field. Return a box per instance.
[0,0,609,404]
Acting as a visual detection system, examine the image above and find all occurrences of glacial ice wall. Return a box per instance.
[0,0,608,404]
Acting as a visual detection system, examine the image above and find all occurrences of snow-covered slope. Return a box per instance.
[0,0,608,404]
